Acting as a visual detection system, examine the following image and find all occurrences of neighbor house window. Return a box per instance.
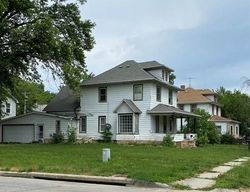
[118,114,133,134]
[191,104,197,112]
[56,120,61,133]
[79,116,87,133]
[6,103,10,114]
[230,126,233,134]
[155,115,160,133]
[178,104,184,110]
[162,70,165,80]
[133,84,143,101]
[216,126,222,134]
[99,87,107,102]
[169,89,173,105]
[169,118,173,132]
[38,125,44,139]
[98,116,106,132]
[165,72,169,82]
[156,86,161,102]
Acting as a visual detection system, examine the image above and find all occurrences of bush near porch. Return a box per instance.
[0,144,249,185]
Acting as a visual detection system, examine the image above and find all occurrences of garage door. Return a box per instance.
[3,125,34,143]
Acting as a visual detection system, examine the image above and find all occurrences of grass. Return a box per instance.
[214,160,250,189]
[0,143,249,184]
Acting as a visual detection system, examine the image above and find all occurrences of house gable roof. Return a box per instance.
[81,60,180,90]
[43,86,80,112]
[177,88,222,106]
[114,99,142,114]
[209,115,240,124]
[147,104,200,117]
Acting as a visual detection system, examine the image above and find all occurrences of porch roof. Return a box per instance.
[147,104,200,117]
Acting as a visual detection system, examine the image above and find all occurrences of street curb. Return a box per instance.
[0,171,170,188]
[0,171,133,186]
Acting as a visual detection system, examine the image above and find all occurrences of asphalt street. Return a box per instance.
[0,176,168,192]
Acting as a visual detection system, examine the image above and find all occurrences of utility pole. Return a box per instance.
[185,77,196,88]
[24,92,27,114]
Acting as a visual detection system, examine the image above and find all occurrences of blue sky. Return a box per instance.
[43,0,250,94]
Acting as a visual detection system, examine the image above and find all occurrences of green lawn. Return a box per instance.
[214,160,250,189]
[0,144,249,184]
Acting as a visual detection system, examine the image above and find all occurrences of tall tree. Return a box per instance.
[12,79,55,115]
[216,87,250,136]
[0,0,95,117]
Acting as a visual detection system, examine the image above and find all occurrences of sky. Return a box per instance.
[42,0,250,94]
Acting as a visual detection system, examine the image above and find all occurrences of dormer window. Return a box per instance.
[165,72,169,82]
[133,84,143,101]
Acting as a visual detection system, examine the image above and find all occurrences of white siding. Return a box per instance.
[214,122,227,135]
[81,83,153,140]
[0,114,74,142]
[147,69,163,80]
[197,103,212,115]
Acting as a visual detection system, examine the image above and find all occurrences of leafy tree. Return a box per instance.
[13,79,55,115]
[169,73,176,85]
[0,0,95,117]
[186,109,220,145]
[216,87,250,136]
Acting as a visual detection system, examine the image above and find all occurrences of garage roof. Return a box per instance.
[0,112,72,123]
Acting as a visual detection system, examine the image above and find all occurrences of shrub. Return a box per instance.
[100,127,113,142]
[186,109,220,145]
[196,134,209,147]
[221,134,236,144]
[67,127,77,144]
[52,131,65,144]
[163,134,174,147]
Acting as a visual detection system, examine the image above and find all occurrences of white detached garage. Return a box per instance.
[0,112,74,143]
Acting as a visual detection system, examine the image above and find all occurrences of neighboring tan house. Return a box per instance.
[177,86,240,137]
[80,60,198,142]
[0,87,78,143]
[1,97,18,120]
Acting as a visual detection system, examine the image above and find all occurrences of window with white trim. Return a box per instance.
[99,87,107,102]
[156,86,161,102]
[169,89,173,105]
[133,84,143,101]
[6,103,10,114]
[38,125,44,139]
[216,126,222,134]
[98,116,106,132]
[118,114,133,134]
[56,120,61,133]
[80,116,87,133]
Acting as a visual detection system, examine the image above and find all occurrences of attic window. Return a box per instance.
[6,103,10,114]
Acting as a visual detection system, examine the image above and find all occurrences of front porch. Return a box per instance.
[147,104,200,135]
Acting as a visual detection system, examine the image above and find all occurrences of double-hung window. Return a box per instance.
[99,87,107,102]
[80,116,87,133]
[169,89,173,105]
[98,116,106,132]
[156,86,161,102]
[56,120,61,134]
[118,114,133,134]
[133,84,143,101]
[6,103,10,114]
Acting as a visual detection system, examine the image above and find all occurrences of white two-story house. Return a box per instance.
[177,87,240,138]
[80,60,198,142]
